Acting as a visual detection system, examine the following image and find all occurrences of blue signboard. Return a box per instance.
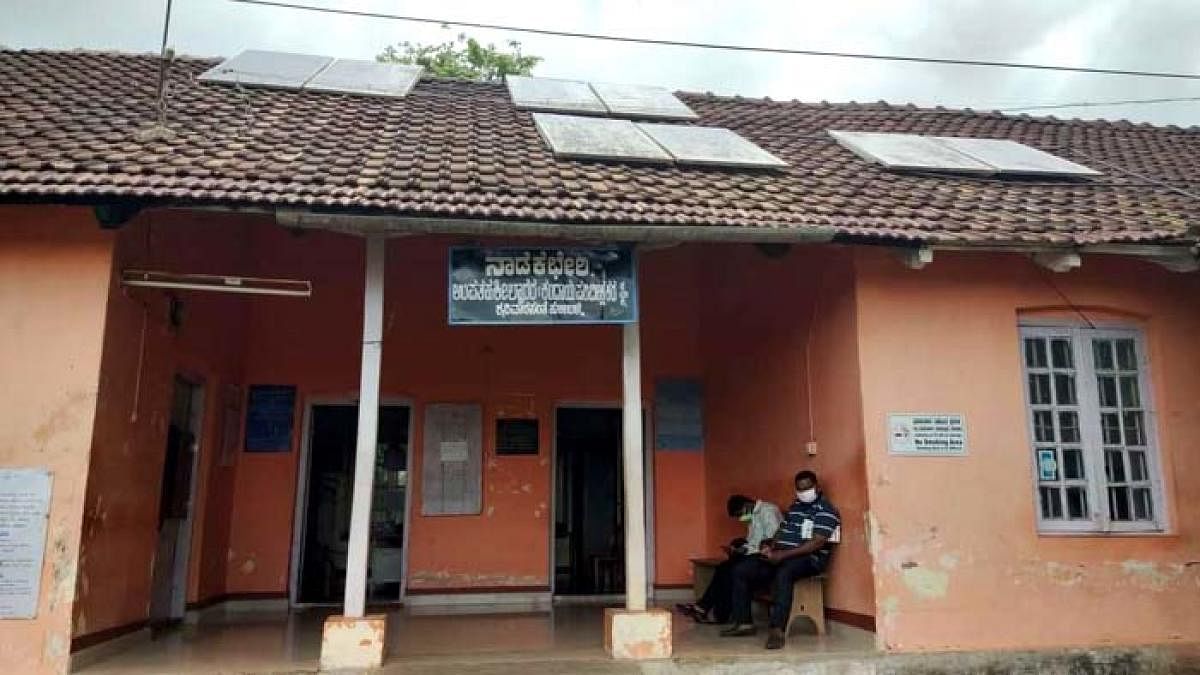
[655,379,704,451]
[244,385,296,453]
[448,247,637,325]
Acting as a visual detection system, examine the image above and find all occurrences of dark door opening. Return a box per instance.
[554,407,624,595]
[297,404,410,605]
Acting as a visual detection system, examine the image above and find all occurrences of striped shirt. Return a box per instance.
[774,494,840,560]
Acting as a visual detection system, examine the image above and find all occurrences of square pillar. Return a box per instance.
[322,235,388,668]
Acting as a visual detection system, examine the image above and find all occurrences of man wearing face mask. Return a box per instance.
[722,470,840,650]
[677,494,782,624]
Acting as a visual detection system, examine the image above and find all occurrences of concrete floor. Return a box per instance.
[73,603,877,674]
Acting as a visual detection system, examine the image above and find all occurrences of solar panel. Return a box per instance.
[198,50,332,89]
[303,59,423,98]
[638,124,787,168]
[828,130,993,173]
[507,76,607,114]
[935,137,1101,176]
[590,82,699,120]
[532,113,672,163]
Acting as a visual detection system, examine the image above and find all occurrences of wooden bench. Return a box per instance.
[689,557,826,636]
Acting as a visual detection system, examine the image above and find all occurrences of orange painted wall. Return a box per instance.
[854,248,1200,650]
[0,207,115,674]
[806,248,874,618]
[701,244,874,617]
[75,212,250,638]
[221,224,708,593]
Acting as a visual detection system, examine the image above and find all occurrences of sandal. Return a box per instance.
[674,603,709,622]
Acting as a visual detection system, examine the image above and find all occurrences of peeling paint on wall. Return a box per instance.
[900,564,949,599]
[407,570,546,588]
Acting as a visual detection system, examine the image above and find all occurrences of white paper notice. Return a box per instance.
[888,413,967,456]
[0,469,53,619]
[439,441,469,463]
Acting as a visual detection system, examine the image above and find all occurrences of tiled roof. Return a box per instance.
[1,49,1198,245]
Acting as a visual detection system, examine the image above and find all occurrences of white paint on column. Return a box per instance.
[621,320,647,612]
[344,235,386,618]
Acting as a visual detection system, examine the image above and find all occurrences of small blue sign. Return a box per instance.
[244,385,296,453]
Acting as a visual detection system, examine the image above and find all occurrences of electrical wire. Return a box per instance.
[230,0,1200,81]
[999,96,1200,112]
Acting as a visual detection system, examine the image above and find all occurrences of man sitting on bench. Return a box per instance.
[677,494,782,623]
[721,470,840,650]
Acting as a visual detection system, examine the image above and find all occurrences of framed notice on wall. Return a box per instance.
[0,469,53,619]
[244,385,296,453]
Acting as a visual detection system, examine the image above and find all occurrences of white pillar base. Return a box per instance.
[603,607,672,660]
[320,614,387,671]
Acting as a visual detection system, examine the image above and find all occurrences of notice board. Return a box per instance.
[0,469,53,619]
[422,403,483,515]
[654,378,704,451]
[244,385,296,453]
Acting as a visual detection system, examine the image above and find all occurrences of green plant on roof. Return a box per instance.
[377,30,542,81]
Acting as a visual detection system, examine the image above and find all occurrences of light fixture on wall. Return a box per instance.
[121,270,312,297]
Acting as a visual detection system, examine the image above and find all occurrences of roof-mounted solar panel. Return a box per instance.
[507,76,607,114]
[590,82,698,120]
[638,124,787,168]
[533,113,672,163]
[198,49,332,89]
[829,130,1101,177]
[828,131,993,173]
[935,137,1101,177]
[304,59,423,98]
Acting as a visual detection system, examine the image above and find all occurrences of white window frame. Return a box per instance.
[1018,324,1168,535]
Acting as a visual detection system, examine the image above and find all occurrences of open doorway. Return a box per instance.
[294,403,410,605]
[554,408,624,595]
[148,376,204,629]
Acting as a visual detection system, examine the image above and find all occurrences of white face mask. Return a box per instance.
[797,488,818,504]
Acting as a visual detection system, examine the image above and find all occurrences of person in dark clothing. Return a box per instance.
[721,470,840,650]
[676,494,782,623]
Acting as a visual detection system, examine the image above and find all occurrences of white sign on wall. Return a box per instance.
[0,469,53,619]
[887,413,967,456]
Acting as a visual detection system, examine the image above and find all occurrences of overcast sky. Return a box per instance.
[4,0,1199,126]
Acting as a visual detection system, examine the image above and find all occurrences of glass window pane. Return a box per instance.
[1133,488,1154,521]
[1119,376,1141,408]
[1105,449,1127,483]
[1054,374,1076,405]
[1033,410,1055,442]
[1123,411,1146,446]
[1109,486,1131,521]
[1050,338,1073,369]
[1029,374,1051,405]
[1092,340,1114,370]
[1116,339,1137,370]
[1066,486,1089,520]
[1057,411,1080,443]
[1129,451,1148,482]
[1097,376,1118,408]
[1040,486,1063,520]
[1063,448,1085,480]
[1025,338,1048,369]
[1101,413,1122,444]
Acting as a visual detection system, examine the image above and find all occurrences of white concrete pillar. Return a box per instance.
[621,320,647,612]
[343,234,385,618]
